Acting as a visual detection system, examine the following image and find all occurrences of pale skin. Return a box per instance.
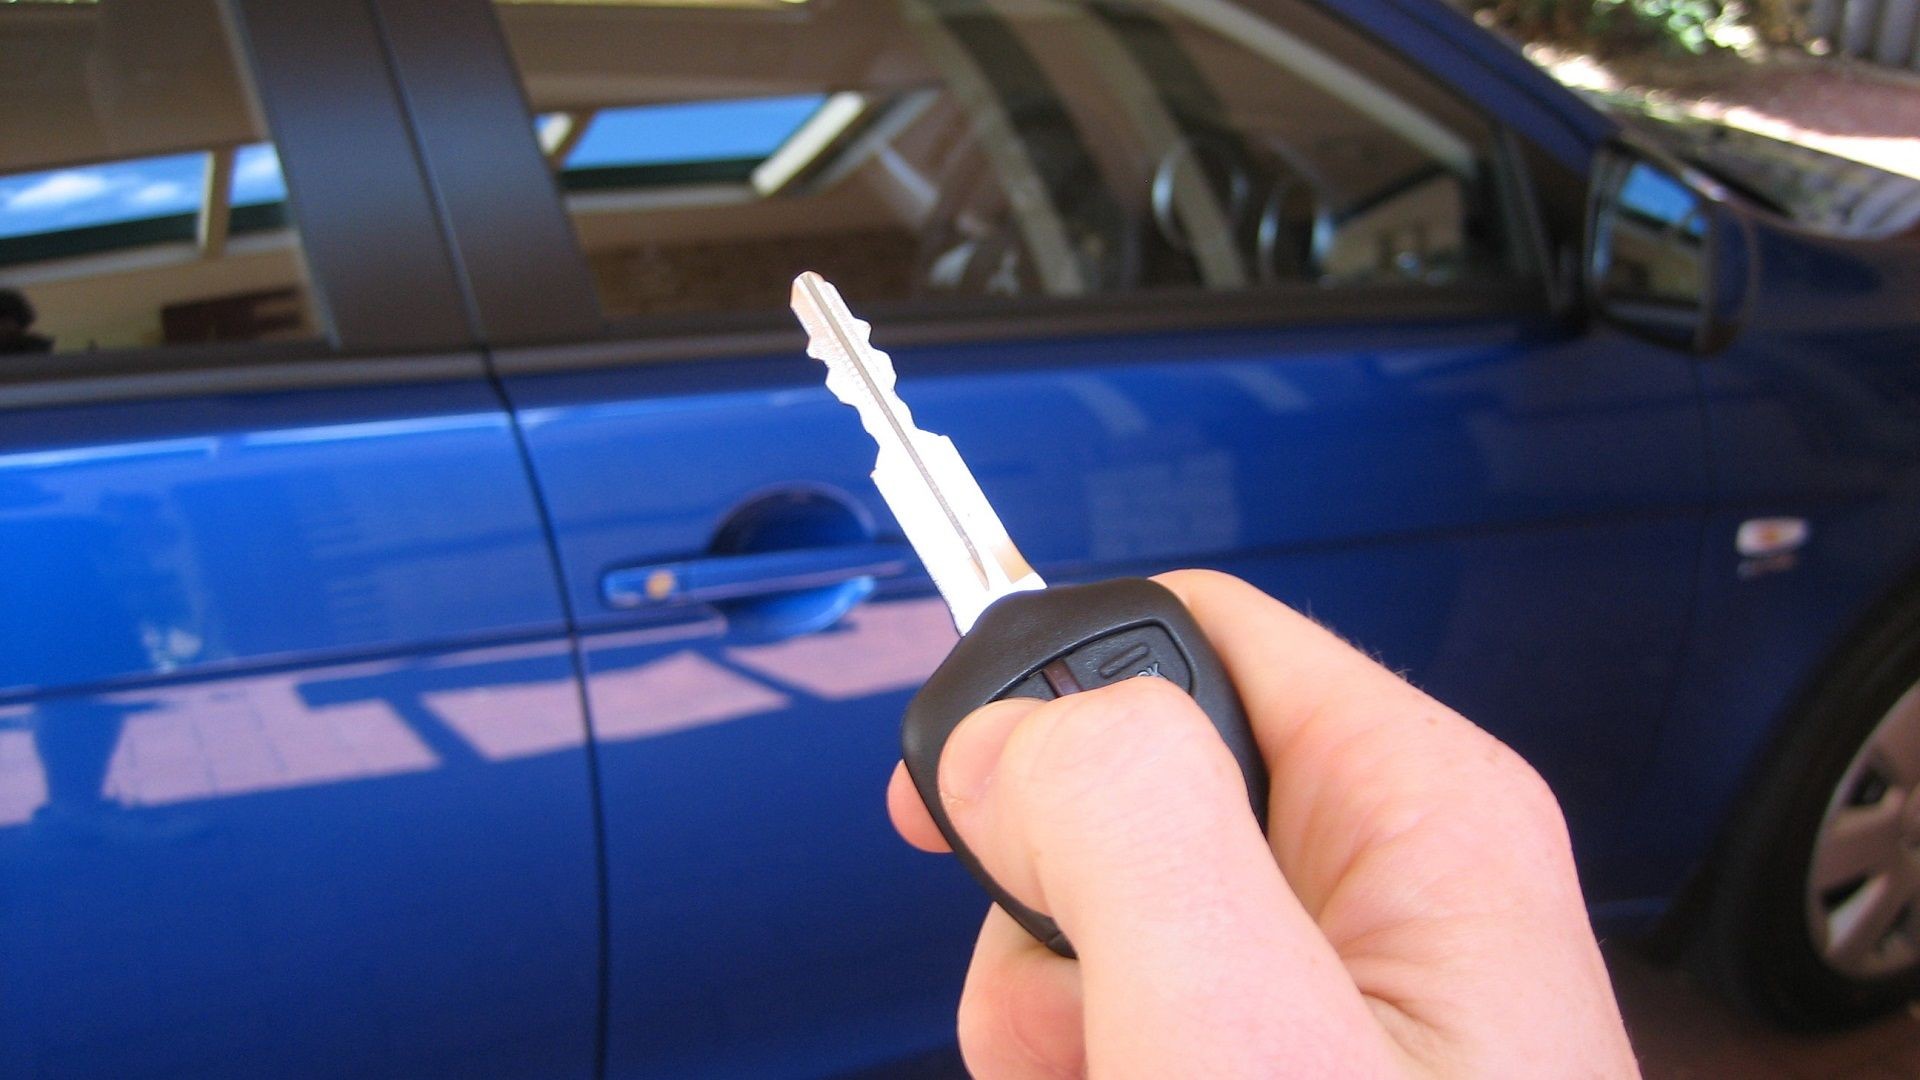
[887,570,1640,1079]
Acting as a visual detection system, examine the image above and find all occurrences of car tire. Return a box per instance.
[1695,592,1920,1028]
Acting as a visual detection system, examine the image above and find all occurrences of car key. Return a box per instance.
[789,271,1269,957]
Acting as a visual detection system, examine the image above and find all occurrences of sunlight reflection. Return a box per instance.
[99,675,438,809]
[2,598,958,828]
[589,650,791,742]
[725,597,956,701]
[0,730,47,826]
[425,680,586,761]
[0,670,446,828]
[1,643,598,829]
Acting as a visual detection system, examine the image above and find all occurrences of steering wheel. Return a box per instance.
[1145,127,1335,287]
[1148,133,1255,255]
[1255,175,1336,284]
[914,109,1141,298]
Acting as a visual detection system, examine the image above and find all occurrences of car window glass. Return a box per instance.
[494,0,1524,324]
[0,0,323,355]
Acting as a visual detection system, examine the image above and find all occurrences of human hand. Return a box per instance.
[887,569,1638,1078]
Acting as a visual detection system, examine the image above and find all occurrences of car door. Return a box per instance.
[0,2,599,1077]
[388,0,1709,1075]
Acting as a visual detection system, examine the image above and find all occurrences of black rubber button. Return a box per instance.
[1059,625,1192,692]
[1001,671,1055,701]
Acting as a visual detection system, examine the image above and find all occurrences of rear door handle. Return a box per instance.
[602,542,915,609]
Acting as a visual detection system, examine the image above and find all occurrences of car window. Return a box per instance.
[0,0,322,355]
[492,0,1526,325]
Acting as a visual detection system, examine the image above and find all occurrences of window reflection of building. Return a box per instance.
[0,0,318,353]
[492,0,1516,324]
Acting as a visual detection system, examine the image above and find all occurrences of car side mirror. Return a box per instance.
[1587,144,1754,354]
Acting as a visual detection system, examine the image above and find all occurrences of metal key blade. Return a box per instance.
[790,271,1044,634]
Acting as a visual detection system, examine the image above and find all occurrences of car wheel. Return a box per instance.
[1697,595,1920,1027]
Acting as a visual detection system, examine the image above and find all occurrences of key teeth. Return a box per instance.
[800,321,879,361]
[789,270,1043,633]
[792,274,899,403]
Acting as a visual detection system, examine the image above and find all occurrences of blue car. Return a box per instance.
[3,0,1918,1075]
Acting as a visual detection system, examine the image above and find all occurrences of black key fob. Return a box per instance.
[901,577,1269,957]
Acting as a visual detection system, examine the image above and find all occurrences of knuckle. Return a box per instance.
[953,983,998,1063]
[1512,760,1573,840]
[1154,566,1232,591]
[957,917,1085,1080]
[1153,567,1249,607]
[956,978,1070,1080]
[1479,737,1575,851]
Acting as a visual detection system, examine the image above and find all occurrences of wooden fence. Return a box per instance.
[1809,0,1920,69]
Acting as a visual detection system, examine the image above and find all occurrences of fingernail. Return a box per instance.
[938,697,1036,808]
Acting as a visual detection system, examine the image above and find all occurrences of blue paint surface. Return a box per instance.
[4,1,1920,1078]
[501,310,1718,1076]
[0,377,601,1078]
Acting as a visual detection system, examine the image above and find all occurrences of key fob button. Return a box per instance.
[1001,672,1056,701]
[1060,626,1192,693]
[903,578,1267,959]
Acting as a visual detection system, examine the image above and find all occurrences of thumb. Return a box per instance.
[938,677,1396,1078]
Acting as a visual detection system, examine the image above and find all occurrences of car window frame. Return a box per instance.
[375,0,1599,372]
[0,0,478,410]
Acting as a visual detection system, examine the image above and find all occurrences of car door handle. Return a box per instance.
[601,542,915,609]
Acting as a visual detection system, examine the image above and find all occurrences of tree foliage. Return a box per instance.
[1466,0,1807,54]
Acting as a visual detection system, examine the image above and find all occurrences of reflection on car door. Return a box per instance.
[395,0,1709,1076]
[0,3,599,1077]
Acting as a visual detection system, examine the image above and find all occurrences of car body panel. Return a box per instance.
[3,0,1919,1076]
[1605,223,1920,910]
[499,308,1708,1076]
[0,2,602,1074]
[0,380,603,1079]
